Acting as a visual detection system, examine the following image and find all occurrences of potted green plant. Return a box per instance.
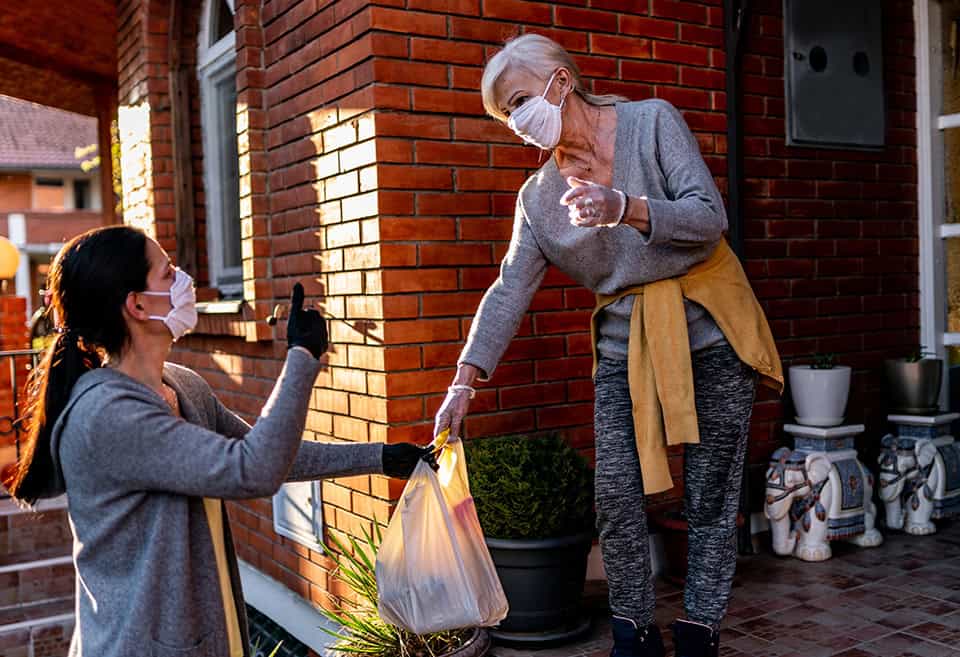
[319,526,489,657]
[788,353,852,426]
[884,347,943,414]
[464,434,595,643]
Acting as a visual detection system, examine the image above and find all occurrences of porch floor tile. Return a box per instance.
[490,520,960,657]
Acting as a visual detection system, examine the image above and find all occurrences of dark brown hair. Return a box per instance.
[4,226,149,504]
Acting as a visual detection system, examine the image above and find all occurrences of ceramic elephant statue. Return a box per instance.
[765,446,882,562]
[878,433,960,534]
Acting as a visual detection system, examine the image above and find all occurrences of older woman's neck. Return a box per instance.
[553,99,615,172]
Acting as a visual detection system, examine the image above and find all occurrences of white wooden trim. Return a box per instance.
[238,560,338,655]
[941,224,960,238]
[916,0,950,410]
[7,213,30,315]
[197,33,236,73]
[945,333,960,346]
[197,0,236,70]
[937,112,960,130]
[198,3,242,298]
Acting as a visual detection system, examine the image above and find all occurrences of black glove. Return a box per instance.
[382,443,439,479]
[286,283,328,359]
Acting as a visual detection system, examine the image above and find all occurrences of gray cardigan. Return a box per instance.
[47,348,384,657]
[459,100,728,376]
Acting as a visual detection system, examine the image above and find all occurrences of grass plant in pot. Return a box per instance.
[884,347,943,414]
[318,526,489,657]
[464,434,595,644]
[788,353,852,427]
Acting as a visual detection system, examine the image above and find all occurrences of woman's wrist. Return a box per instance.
[453,363,479,386]
[623,195,651,236]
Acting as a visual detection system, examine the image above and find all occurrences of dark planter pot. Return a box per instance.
[445,628,491,657]
[649,509,745,588]
[884,358,944,414]
[485,533,592,643]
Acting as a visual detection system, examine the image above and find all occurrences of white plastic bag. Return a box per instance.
[376,434,508,634]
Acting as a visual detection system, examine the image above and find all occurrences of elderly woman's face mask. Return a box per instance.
[506,70,569,150]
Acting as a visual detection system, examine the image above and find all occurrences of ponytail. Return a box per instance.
[3,330,101,504]
[1,226,149,505]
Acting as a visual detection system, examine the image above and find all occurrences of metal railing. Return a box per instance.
[0,349,42,476]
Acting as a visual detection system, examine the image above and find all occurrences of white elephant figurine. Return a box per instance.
[765,447,882,562]
[878,434,960,534]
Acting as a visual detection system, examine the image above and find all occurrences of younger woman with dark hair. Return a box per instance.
[4,225,432,657]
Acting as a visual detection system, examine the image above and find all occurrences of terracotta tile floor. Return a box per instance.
[490,520,960,657]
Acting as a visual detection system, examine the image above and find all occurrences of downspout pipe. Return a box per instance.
[724,0,754,555]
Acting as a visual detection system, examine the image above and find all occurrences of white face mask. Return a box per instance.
[506,70,569,150]
[141,268,198,341]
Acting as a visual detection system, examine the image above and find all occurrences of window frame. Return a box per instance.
[197,0,242,299]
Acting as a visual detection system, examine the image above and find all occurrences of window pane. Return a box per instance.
[216,74,242,278]
[947,238,960,335]
[33,178,64,210]
[211,0,233,45]
[74,179,90,210]
[947,128,960,224]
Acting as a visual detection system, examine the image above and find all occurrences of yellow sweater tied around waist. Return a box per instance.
[591,240,783,495]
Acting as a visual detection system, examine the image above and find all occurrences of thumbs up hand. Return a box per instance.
[286,283,328,359]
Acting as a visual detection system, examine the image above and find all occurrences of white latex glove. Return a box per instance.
[433,385,474,443]
[560,176,627,227]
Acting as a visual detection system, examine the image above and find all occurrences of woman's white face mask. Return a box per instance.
[140,268,198,341]
[506,70,569,150]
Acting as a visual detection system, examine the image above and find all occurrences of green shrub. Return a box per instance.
[464,434,595,540]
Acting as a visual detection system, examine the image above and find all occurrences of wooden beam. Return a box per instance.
[96,87,119,225]
[0,42,113,94]
[169,0,198,277]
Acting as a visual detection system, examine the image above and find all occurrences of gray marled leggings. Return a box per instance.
[593,342,757,629]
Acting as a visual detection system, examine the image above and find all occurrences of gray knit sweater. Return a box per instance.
[46,348,384,657]
[459,100,727,377]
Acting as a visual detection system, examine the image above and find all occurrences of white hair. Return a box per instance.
[480,33,627,122]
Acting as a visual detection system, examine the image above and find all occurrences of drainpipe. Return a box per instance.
[725,0,754,555]
[725,0,749,260]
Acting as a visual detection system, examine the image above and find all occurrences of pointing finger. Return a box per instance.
[290,282,305,314]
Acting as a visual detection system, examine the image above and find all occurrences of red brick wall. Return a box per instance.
[369,1,728,507]
[741,0,918,467]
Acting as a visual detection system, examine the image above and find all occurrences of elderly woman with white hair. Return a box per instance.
[432,34,783,657]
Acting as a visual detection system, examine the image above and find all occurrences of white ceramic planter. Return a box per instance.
[788,365,852,427]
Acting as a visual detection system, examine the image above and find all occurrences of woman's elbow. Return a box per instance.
[713,206,729,239]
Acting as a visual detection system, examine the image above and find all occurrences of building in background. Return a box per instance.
[0,95,104,317]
